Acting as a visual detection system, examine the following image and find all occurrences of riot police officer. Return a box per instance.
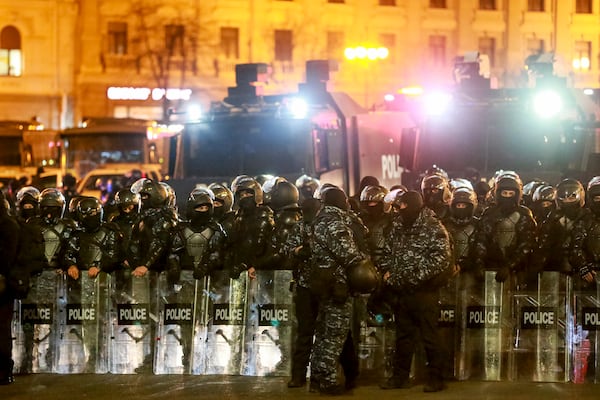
[0,191,20,385]
[421,174,452,222]
[167,188,227,370]
[228,177,275,278]
[65,197,124,280]
[473,172,537,283]
[15,186,40,222]
[535,179,588,276]
[572,176,600,286]
[379,190,452,392]
[308,185,366,395]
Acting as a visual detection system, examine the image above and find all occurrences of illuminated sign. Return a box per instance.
[107,87,192,101]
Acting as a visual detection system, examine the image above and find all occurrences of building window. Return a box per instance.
[573,40,591,70]
[527,0,544,11]
[527,38,545,55]
[165,24,184,56]
[576,0,592,13]
[379,33,396,62]
[328,0,344,3]
[107,22,127,55]
[429,35,446,67]
[479,0,496,10]
[430,0,446,8]
[327,31,344,60]
[0,26,22,76]
[379,0,396,5]
[220,27,239,59]
[479,37,496,67]
[274,30,293,62]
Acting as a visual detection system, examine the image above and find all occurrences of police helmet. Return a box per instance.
[270,180,300,211]
[186,187,215,220]
[295,174,321,200]
[208,183,233,213]
[75,196,104,227]
[360,185,389,203]
[233,176,263,206]
[114,188,141,213]
[39,188,66,217]
[131,178,168,209]
[421,174,451,204]
[556,178,585,209]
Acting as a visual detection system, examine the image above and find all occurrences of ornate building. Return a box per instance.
[0,0,598,128]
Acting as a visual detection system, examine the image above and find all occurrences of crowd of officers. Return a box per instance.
[0,168,599,394]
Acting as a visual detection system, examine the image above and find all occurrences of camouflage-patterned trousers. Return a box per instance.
[310,297,353,388]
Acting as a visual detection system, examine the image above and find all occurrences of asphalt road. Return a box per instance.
[1,374,599,400]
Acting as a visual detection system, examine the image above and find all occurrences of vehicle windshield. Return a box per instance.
[181,116,313,179]
[415,98,586,177]
[64,134,146,176]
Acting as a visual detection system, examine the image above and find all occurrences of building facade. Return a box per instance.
[0,0,599,129]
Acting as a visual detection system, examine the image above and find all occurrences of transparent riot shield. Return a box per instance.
[154,271,209,375]
[204,270,247,375]
[572,278,600,383]
[457,270,511,381]
[438,274,459,380]
[12,270,64,374]
[108,270,154,374]
[241,269,294,376]
[509,272,569,382]
[357,294,395,381]
[55,273,110,374]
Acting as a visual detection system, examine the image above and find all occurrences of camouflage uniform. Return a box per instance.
[379,206,452,390]
[308,205,363,393]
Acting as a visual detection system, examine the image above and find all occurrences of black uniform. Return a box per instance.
[379,191,452,392]
[0,193,20,384]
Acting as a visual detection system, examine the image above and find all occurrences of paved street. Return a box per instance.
[1,374,599,400]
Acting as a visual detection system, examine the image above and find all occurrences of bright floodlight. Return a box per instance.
[289,98,308,119]
[344,47,357,60]
[533,90,562,118]
[187,104,202,121]
[424,92,452,116]
[384,94,395,102]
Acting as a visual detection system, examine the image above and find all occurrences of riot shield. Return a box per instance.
[457,270,511,380]
[438,274,459,380]
[154,271,209,374]
[357,294,395,381]
[108,270,155,374]
[510,272,569,382]
[572,278,600,383]
[241,269,294,376]
[204,270,247,375]
[12,270,64,374]
[55,272,110,373]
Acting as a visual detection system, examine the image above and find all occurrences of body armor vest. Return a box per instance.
[79,230,108,268]
[449,224,475,261]
[184,226,213,267]
[586,220,600,262]
[493,211,521,257]
[42,223,66,267]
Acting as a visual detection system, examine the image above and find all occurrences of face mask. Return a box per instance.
[365,203,384,218]
[451,204,473,221]
[20,205,37,220]
[191,211,211,226]
[238,196,256,210]
[41,206,62,222]
[424,189,443,207]
[82,215,102,230]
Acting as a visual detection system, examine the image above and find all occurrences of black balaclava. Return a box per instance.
[399,190,423,226]
[322,187,349,211]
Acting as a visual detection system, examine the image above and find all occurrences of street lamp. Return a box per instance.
[344,46,389,108]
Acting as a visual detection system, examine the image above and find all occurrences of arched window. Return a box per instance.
[0,26,22,76]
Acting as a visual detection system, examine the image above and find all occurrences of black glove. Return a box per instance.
[495,267,510,283]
